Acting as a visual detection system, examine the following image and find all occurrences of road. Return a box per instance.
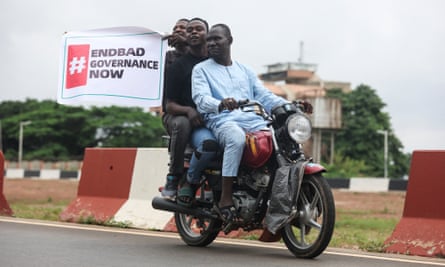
[1,217,444,267]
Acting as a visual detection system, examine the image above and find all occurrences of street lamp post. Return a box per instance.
[377,130,388,178]
[18,120,32,168]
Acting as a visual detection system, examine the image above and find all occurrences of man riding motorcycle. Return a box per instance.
[192,23,311,222]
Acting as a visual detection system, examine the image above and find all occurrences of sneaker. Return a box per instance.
[161,175,179,199]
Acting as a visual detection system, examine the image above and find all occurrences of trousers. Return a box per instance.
[211,121,247,177]
[162,113,217,182]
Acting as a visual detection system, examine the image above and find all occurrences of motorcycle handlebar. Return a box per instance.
[237,99,250,107]
[238,100,310,119]
[237,99,250,106]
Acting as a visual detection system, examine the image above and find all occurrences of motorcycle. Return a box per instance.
[152,100,335,259]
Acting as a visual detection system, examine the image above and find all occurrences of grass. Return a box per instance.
[76,215,132,228]
[6,198,399,253]
[330,211,398,252]
[9,199,70,221]
[8,198,133,228]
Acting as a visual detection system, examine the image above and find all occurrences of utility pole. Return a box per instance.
[18,121,32,168]
[377,130,388,178]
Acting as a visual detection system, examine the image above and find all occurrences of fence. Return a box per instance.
[4,160,82,171]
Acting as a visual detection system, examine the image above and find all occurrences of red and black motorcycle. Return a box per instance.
[152,100,335,259]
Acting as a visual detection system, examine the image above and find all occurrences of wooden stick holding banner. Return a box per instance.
[58,27,167,108]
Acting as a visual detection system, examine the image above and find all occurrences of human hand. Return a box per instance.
[218,98,238,112]
[296,100,313,114]
[168,33,187,47]
[187,108,204,127]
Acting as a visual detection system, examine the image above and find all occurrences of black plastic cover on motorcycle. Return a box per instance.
[264,160,307,234]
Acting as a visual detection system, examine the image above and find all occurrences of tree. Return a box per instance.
[0,99,166,161]
[326,84,410,178]
[1,100,98,160]
[90,106,165,148]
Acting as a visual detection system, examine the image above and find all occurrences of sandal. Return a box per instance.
[177,183,197,207]
[214,204,237,223]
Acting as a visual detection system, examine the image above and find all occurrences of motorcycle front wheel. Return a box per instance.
[281,173,335,258]
[175,211,222,247]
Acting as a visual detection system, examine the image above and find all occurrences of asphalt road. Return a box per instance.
[1,217,444,267]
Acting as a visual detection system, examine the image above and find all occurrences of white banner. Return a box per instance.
[58,27,167,108]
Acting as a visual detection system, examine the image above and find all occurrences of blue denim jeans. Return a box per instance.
[187,127,218,184]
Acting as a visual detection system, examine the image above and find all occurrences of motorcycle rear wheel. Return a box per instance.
[175,210,222,247]
[281,173,335,258]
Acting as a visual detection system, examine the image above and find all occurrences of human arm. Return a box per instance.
[164,59,204,127]
[191,64,221,114]
[247,68,288,112]
[252,78,312,114]
[165,100,203,127]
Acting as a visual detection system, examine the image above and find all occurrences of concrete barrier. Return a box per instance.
[39,169,61,179]
[349,177,390,192]
[0,151,13,216]
[5,169,80,179]
[5,169,26,179]
[384,150,445,257]
[113,148,172,229]
[60,148,137,223]
[60,147,172,230]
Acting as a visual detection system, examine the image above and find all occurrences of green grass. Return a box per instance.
[331,216,398,252]
[330,208,399,252]
[9,200,133,229]
[9,199,70,221]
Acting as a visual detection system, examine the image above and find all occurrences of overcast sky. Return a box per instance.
[1,0,444,154]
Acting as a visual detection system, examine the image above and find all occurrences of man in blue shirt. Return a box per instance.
[192,24,288,221]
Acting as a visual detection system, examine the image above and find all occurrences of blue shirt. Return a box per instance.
[192,58,287,131]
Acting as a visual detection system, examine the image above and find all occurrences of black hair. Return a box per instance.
[189,17,209,32]
[211,23,232,38]
[177,18,190,23]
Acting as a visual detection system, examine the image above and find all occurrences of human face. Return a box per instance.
[168,20,188,47]
[172,20,187,37]
[186,20,207,47]
[206,26,230,61]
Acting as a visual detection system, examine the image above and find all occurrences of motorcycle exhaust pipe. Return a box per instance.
[152,196,218,220]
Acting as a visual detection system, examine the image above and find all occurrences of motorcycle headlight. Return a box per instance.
[286,113,312,143]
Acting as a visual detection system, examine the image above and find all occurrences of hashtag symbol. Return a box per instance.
[69,56,87,75]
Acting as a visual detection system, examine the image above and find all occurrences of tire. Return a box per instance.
[281,173,336,258]
[175,211,222,247]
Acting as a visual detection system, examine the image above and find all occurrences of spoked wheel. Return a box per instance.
[175,185,222,247]
[175,211,222,247]
[281,173,335,258]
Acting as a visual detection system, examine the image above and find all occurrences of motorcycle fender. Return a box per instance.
[304,162,326,175]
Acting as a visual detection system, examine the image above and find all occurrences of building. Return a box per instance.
[260,61,347,164]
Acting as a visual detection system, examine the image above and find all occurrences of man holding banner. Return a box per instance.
[161,18,218,205]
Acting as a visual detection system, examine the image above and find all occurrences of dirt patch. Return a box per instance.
[2,179,406,220]
[3,179,79,203]
[333,190,406,219]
